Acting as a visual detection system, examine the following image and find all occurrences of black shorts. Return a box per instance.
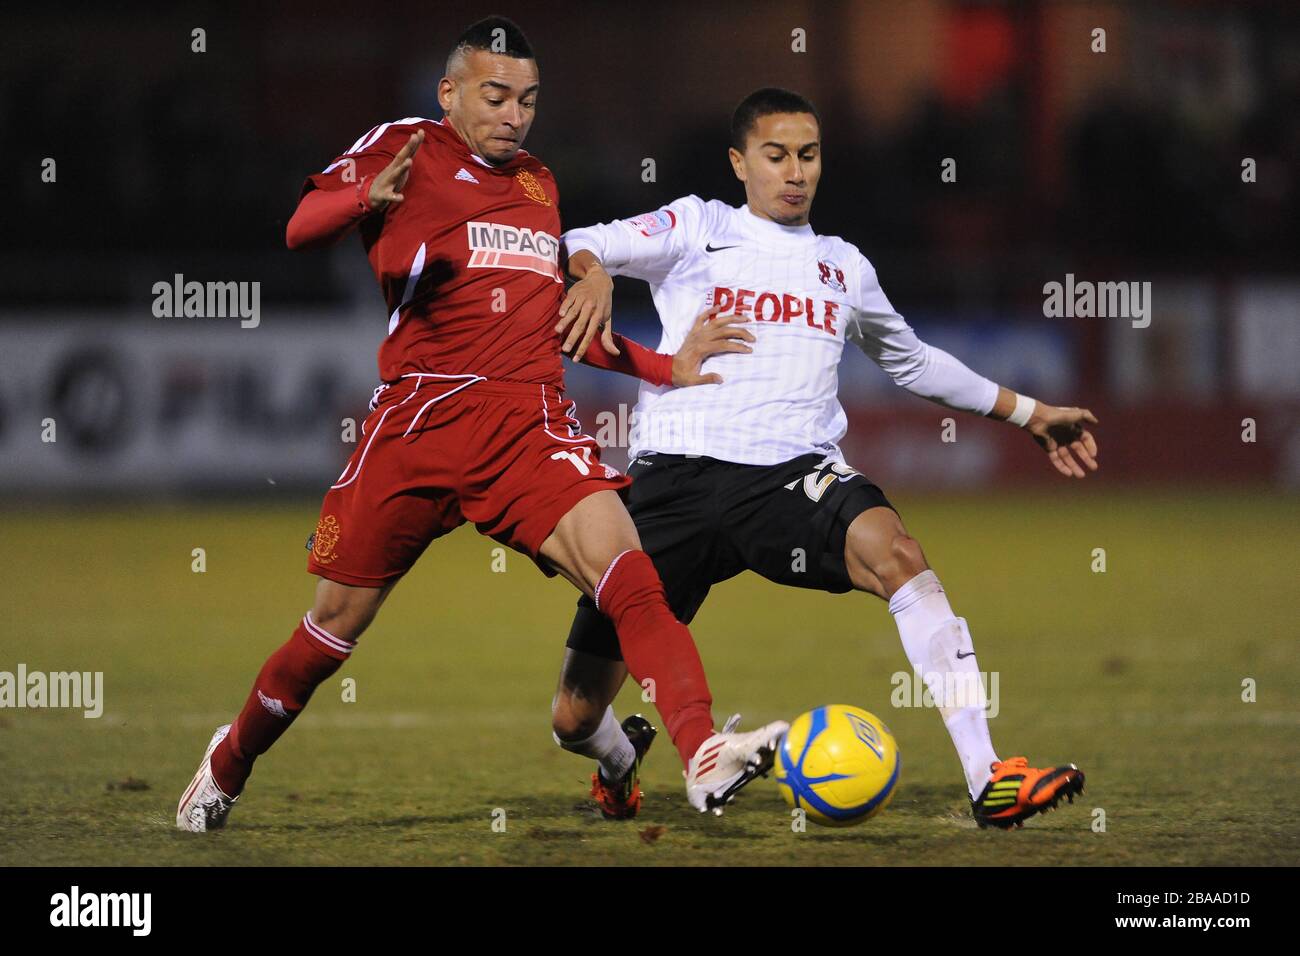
[566,452,894,661]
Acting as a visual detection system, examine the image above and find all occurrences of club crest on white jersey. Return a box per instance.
[817,259,847,293]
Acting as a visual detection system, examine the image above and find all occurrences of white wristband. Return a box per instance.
[1007,393,1036,428]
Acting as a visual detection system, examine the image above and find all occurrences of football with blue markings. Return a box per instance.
[775,705,900,826]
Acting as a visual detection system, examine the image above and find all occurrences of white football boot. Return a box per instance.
[176,724,239,832]
[685,713,789,815]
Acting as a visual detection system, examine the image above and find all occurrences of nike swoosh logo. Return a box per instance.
[956,650,976,659]
[704,243,739,253]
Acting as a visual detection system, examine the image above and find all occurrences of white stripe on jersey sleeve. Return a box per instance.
[336,116,437,166]
[345,124,382,156]
[323,117,438,173]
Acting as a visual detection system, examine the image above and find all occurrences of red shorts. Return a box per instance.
[306,374,631,587]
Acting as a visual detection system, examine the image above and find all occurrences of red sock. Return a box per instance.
[209,613,352,796]
[595,550,715,768]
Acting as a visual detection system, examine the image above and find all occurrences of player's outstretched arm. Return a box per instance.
[986,388,1100,478]
[848,254,1098,479]
[855,323,1102,480]
[285,130,424,250]
[579,307,754,388]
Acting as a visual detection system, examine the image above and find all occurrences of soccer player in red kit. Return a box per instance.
[176,17,787,831]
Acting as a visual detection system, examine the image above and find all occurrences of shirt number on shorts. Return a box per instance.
[551,447,594,476]
[796,461,860,502]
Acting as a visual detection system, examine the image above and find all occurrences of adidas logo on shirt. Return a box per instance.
[454,167,479,184]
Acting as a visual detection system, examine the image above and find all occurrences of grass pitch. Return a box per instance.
[2,491,1297,866]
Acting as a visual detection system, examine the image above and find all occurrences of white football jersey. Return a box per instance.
[562,196,999,466]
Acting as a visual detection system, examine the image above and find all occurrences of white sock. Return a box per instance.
[553,706,635,782]
[888,570,999,800]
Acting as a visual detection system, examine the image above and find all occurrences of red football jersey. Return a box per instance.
[303,117,566,386]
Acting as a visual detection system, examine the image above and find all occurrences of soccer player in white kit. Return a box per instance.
[550,88,1100,827]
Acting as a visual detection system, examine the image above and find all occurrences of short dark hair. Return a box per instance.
[730,87,821,151]
[446,16,535,75]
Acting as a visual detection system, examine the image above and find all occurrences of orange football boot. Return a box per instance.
[971,756,1085,829]
[589,714,656,820]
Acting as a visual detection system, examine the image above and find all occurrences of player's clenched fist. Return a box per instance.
[368,129,425,211]
[671,308,755,386]
[1026,404,1100,478]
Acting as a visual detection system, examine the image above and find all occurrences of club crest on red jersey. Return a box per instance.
[515,169,551,205]
[817,259,847,294]
[308,515,341,565]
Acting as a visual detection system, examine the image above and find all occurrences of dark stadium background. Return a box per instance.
[4,0,1298,493]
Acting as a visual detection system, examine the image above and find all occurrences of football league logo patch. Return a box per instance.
[817,259,847,293]
[625,209,676,237]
